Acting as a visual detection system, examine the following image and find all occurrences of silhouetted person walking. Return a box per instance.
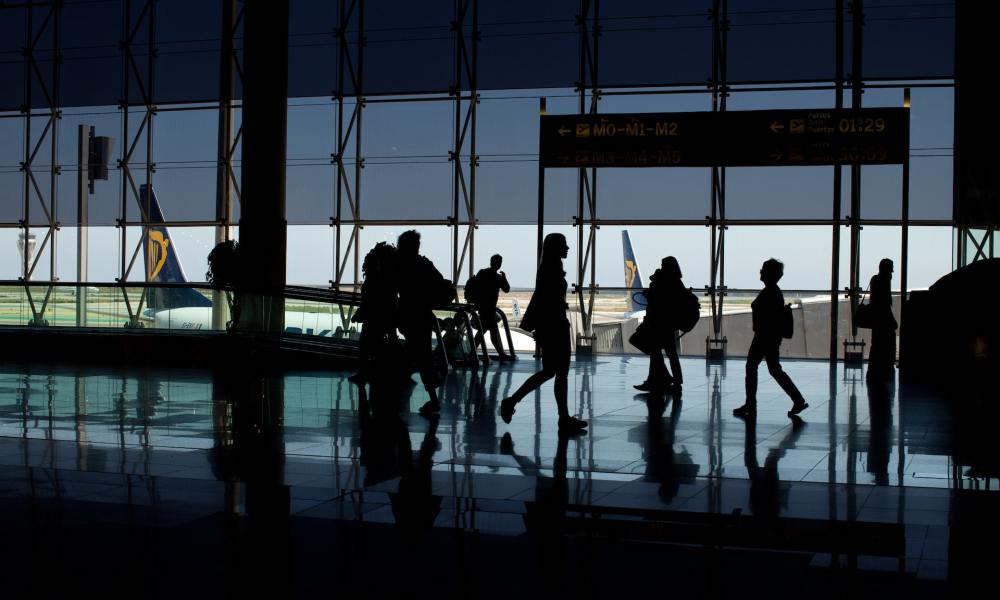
[468,254,512,361]
[396,230,449,416]
[733,259,808,418]
[350,242,398,387]
[867,258,898,382]
[499,233,587,433]
[634,256,686,393]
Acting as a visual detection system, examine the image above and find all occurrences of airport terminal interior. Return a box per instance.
[1,1,998,598]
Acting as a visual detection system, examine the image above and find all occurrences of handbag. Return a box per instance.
[628,321,659,354]
[854,284,874,329]
[854,302,874,329]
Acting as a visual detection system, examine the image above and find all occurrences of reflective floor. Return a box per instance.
[1,357,996,597]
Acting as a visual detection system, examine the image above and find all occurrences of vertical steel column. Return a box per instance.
[117,0,157,292]
[332,0,364,290]
[575,0,599,354]
[450,0,479,284]
[847,0,864,341]
[77,124,91,326]
[18,0,61,323]
[830,0,845,363]
[214,0,243,330]
[216,0,242,244]
[900,88,910,362]
[707,0,729,359]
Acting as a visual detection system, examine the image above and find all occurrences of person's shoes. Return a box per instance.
[787,400,809,417]
[499,397,517,424]
[497,353,514,362]
[500,432,515,454]
[558,415,588,433]
[348,372,365,385]
[633,381,654,391]
[418,400,441,417]
[732,404,756,418]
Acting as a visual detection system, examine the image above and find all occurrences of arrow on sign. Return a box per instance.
[558,126,571,137]
[769,151,784,161]
[770,121,785,133]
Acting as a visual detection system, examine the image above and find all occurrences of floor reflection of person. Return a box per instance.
[391,414,442,543]
[743,415,806,520]
[502,431,571,592]
[625,395,696,503]
[866,377,894,485]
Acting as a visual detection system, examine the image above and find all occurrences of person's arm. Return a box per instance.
[498,271,510,293]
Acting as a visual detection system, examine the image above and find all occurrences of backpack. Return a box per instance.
[463,272,481,305]
[781,303,794,339]
[419,257,456,309]
[675,289,701,333]
[432,276,457,309]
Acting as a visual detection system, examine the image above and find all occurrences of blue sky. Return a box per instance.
[1,86,955,291]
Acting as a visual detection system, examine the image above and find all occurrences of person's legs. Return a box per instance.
[868,326,895,381]
[508,368,555,404]
[402,317,440,414]
[487,319,507,357]
[735,337,765,417]
[763,343,808,414]
[637,349,667,390]
[664,332,682,385]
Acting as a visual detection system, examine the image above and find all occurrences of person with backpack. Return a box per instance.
[396,230,453,416]
[349,242,398,388]
[634,256,690,393]
[466,254,512,361]
[733,258,808,419]
[499,233,588,434]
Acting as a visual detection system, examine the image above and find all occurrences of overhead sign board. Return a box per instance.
[539,108,909,168]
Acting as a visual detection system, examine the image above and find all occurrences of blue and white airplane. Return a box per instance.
[622,229,649,316]
[139,184,349,337]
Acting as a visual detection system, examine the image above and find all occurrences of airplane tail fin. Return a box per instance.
[622,230,647,313]
[139,184,212,310]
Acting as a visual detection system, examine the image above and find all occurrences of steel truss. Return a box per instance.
[213,0,244,330]
[332,0,364,291]
[116,0,156,325]
[450,0,478,285]
[217,0,244,244]
[707,0,729,359]
[18,0,60,326]
[956,226,996,266]
[574,0,600,354]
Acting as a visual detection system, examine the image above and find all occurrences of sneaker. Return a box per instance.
[732,404,756,418]
[787,401,809,417]
[558,415,588,432]
[499,397,517,424]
